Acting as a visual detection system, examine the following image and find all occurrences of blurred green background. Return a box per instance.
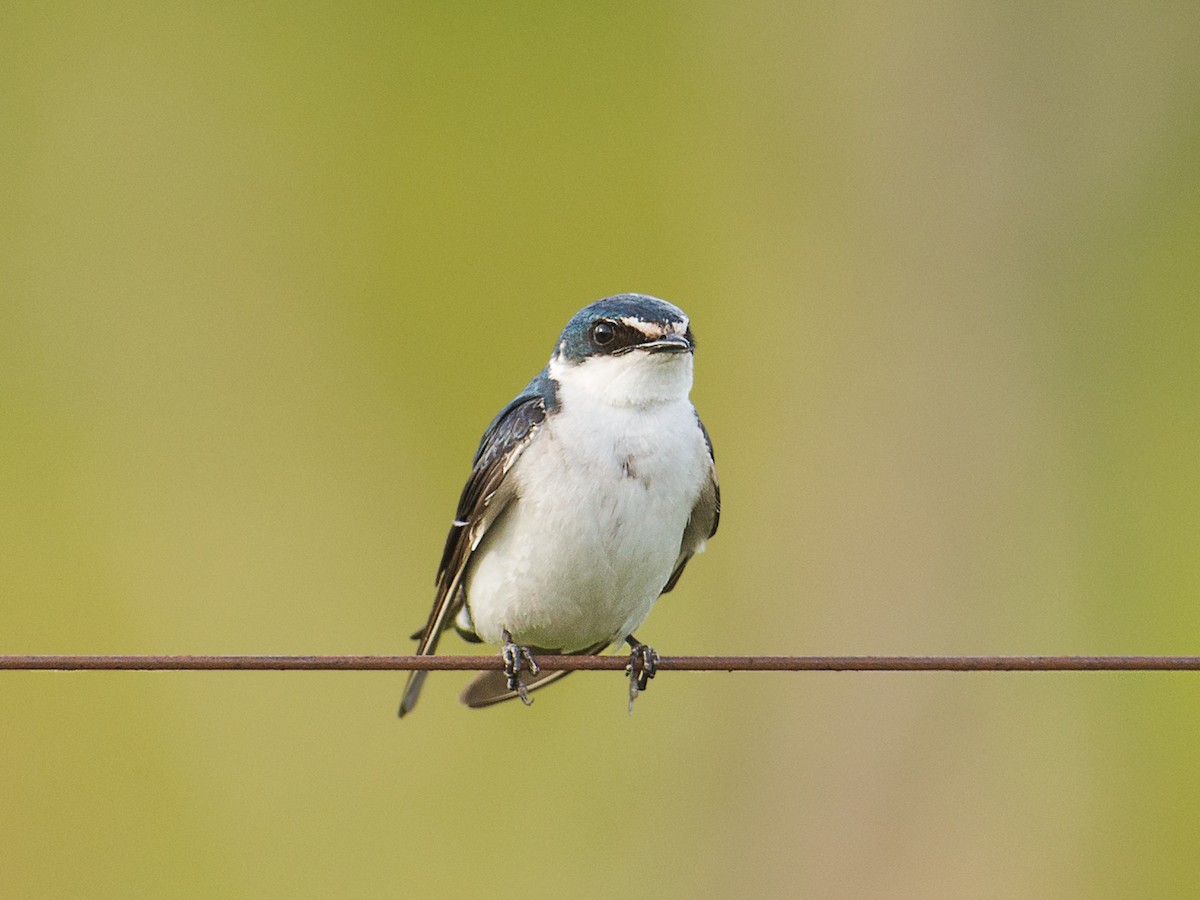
[3,3,1200,897]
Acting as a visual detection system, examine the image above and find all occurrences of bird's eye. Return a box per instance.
[591,320,616,347]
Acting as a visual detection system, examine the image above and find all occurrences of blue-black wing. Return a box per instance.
[398,373,550,716]
[662,412,720,594]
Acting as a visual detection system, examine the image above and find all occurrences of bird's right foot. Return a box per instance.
[501,629,540,706]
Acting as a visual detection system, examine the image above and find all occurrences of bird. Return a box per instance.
[398,293,719,716]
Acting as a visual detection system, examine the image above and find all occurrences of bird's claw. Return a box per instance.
[625,642,659,712]
[501,630,540,706]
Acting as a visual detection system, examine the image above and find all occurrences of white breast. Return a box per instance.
[463,361,710,651]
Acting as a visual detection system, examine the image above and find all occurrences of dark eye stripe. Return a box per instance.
[589,319,649,354]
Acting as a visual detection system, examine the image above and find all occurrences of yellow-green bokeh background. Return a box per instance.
[3,4,1200,897]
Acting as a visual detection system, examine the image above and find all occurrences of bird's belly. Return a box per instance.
[463,427,701,651]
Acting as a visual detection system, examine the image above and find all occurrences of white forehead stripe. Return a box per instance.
[617,315,689,338]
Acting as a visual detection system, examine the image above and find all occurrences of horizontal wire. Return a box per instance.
[3,654,1200,672]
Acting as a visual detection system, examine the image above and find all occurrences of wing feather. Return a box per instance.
[398,385,548,717]
[662,414,720,594]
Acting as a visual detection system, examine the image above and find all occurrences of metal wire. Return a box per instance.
[3,654,1200,671]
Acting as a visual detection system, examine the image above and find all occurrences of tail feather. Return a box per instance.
[458,640,611,709]
[403,633,614,715]
[459,668,575,709]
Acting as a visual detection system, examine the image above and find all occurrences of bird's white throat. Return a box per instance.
[548,350,694,409]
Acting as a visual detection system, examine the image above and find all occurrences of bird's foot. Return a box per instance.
[625,638,659,713]
[501,629,540,706]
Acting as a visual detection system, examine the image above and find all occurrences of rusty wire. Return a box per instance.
[3,654,1200,671]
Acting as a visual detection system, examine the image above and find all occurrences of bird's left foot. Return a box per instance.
[624,637,659,712]
[501,629,540,706]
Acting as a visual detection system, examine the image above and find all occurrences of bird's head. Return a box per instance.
[549,294,696,408]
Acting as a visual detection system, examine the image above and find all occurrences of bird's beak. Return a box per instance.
[637,334,693,355]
